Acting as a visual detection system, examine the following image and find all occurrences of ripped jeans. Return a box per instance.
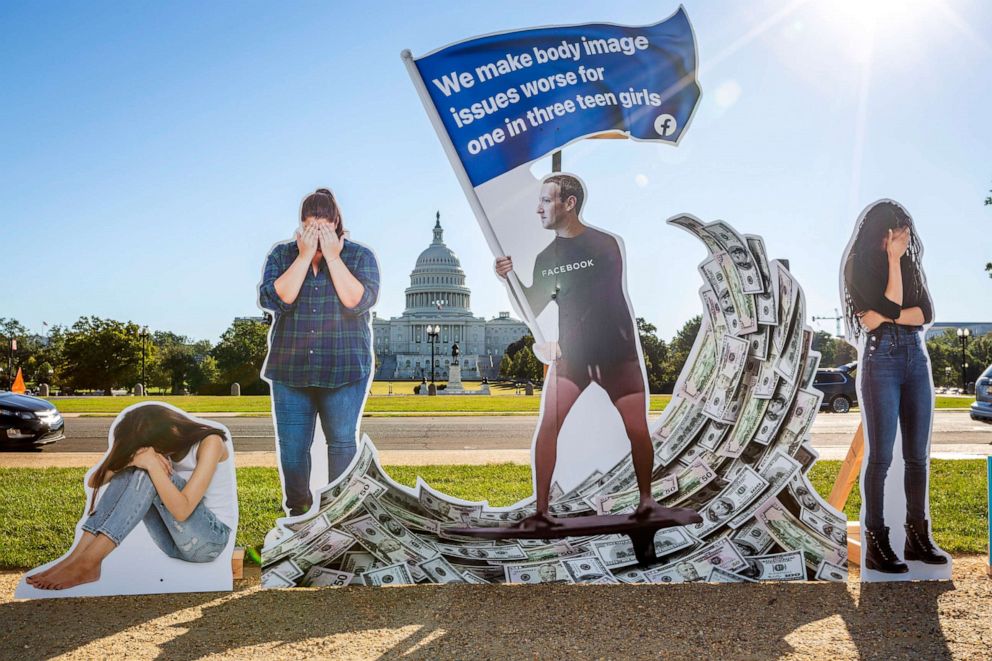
[82,467,230,563]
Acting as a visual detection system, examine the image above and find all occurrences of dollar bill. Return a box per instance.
[698,420,731,451]
[646,538,747,583]
[668,214,725,254]
[676,328,718,403]
[342,514,429,581]
[708,221,764,294]
[727,450,802,529]
[419,555,467,584]
[302,566,354,588]
[667,459,719,506]
[654,403,708,467]
[591,538,640,569]
[260,570,297,589]
[730,519,775,556]
[594,473,678,515]
[614,567,647,583]
[460,571,491,584]
[688,467,769,537]
[340,551,377,584]
[748,325,770,361]
[313,475,386,530]
[418,486,482,523]
[754,499,846,569]
[775,306,806,384]
[719,394,769,458]
[294,529,357,571]
[504,560,574,584]
[363,563,414,586]
[263,558,303,584]
[799,506,848,547]
[435,542,527,562]
[707,566,757,583]
[653,527,699,557]
[702,335,750,423]
[815,560,848,582]
[262,512,333,566]
[771,262,798,354]
[562,555,618,583]
[773,389,822,455]
[715,252,758,335]
[746,235,778,325]
[752,357,779,399]
[700,256,743,335]
[753,375,800,445]
[739,550,806,581]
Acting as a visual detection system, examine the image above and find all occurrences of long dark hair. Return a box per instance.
[842,200,928,342]
[88,404,224,513]
[301,188,345,238]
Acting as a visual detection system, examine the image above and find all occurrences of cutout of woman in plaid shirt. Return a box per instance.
[259,189,380,516]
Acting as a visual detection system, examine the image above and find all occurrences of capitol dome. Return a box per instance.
[404,213,471,316]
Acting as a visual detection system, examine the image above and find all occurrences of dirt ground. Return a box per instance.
[1,557,990,660]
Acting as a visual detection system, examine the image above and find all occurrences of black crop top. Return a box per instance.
[845,251,933,324]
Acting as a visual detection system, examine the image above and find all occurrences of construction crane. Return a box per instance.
[812,308,843,337]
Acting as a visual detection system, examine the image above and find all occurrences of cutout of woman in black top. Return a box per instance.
[841,199,949,577]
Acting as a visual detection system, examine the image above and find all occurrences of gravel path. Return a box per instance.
[2,557,990,659]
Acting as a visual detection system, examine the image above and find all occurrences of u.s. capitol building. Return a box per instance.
[372,215,529,380]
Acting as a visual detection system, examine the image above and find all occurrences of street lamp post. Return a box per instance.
[957,327,972,392]
[427,325,440,386]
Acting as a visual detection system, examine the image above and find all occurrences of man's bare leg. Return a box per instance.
[613,390,664,518]
[529,369,583,522]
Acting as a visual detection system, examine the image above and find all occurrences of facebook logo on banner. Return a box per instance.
[411,8,701,186]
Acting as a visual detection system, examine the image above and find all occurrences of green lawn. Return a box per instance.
[0,460,986,569]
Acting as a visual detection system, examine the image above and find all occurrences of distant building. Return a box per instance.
[924,322,992,341]
[372,215,529,380]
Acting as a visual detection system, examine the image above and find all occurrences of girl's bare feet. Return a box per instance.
[27,532,97,586]
[29,557,102,590]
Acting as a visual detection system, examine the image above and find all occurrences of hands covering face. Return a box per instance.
[297,217,343,261]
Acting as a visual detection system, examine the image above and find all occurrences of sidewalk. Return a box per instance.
[2,445,988,469]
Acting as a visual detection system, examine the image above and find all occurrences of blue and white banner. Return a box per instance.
[409,8,700,187]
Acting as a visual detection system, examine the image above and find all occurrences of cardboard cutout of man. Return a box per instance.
[495,173,661,525]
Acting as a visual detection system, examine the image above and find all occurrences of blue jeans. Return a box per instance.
[860,323,933,530]
[82,468,230,562]
[271,379,366,515]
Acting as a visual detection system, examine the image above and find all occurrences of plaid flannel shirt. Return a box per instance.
[259,239,380,388]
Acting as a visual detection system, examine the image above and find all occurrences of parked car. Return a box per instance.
[970,364,992,424]
[0,391,65,447]
[813,368,858,413]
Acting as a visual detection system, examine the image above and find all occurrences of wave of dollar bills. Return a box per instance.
[260,217,847,587]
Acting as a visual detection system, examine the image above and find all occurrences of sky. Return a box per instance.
[2,0,991,344]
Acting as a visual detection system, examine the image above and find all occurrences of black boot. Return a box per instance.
[904,519,948,565]
[864,526,908,573]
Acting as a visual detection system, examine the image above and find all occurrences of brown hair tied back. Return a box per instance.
[301,188,345,238]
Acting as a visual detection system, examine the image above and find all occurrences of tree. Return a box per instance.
[637,317,671,393]
[188,354,221,394]
[498,353,513,379]
[62,317,149,393]
[212,319,269,394]
[811,331,857,368]
[663,316,702,384]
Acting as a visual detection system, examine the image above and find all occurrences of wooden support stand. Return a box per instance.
[827,422,865,565]
[231,546,245,580]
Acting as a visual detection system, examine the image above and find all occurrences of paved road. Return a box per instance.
[15,410,991,454]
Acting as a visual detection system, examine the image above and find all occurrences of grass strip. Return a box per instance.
[0,460,985,569]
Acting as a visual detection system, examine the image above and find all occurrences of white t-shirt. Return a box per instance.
[171,436,238,529]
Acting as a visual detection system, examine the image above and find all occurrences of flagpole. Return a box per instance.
[401,49,546,346]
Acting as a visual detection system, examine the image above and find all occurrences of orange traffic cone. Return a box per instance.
[11,368,26,394]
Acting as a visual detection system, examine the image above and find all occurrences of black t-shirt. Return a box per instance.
[524,226,638,365]
[845,251,933,324]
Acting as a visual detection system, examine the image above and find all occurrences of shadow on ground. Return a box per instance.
[2,565,976,659]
